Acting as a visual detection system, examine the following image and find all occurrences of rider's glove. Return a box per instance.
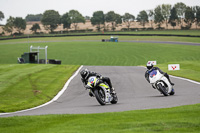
[96,74,102,79]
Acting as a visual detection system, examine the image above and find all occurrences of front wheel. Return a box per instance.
[94,88,106,105]
[157,83,169,96]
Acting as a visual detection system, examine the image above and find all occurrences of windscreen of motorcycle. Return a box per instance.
[149,70,163,83]
[149,70,157,78]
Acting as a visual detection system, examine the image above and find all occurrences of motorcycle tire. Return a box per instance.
[157,83,169,96]
[111,94,118,104]
[94,88,106,105]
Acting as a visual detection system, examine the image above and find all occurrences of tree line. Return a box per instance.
[0,2,200,35]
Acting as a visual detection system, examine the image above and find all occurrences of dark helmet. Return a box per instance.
[80,69,89,80]
[146,61,153,70]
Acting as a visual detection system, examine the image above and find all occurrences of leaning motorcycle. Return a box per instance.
[86,76,118,105]
[149,69,175,96]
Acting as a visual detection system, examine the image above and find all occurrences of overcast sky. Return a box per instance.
[0,0,199,24]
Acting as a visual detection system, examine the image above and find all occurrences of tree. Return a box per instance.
[154,5,164,29]
[147,10,154,28]
[30,23,41,34]
[193,6,200,29]
[174,2,187,26]
[68,10,85,30]
[61,12,71,30]
[25,14,43,21]
[41,10,60,33]
[169,7,178,29]
[161,4,172,29]
[122,13,135,30]
[13,17,26,34]
[91,11,105,31]
[137,10,148,28]
[105,11,122,31]
[184,6,195,28]
[0,11,5,22]
[3,16,15,35]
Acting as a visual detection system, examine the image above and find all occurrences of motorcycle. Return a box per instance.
[85,76,118,105]
[149,69,175,96]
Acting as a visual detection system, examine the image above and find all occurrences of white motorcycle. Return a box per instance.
[85,76,118,105]
[149,69,175,96]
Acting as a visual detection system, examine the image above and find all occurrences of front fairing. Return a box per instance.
[86,76,98,88]
[149,69,163,84]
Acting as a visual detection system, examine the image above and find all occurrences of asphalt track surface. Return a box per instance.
[1,66,200,117]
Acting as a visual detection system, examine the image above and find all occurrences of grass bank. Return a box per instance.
[0,64,79,112]
[0,104,200,133]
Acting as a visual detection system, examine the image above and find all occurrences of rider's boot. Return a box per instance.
[110,87,116,94]
[165,73,175,86]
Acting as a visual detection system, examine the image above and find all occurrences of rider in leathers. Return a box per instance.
[145,62,174,87]
[80,69,115,96]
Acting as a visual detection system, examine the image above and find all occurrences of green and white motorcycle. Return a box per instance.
[86,76,118,105]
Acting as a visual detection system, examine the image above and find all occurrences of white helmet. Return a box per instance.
[146,61,153,70]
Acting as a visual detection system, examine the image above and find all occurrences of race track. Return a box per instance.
[1,66,200,117]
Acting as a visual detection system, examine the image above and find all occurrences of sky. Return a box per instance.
[0,0,199,24]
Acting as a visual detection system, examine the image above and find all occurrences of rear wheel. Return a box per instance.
[157,83,169,96]
[94,88,106,105]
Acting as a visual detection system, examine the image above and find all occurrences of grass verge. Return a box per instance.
[0,104,200,133]
[0,64,79,112]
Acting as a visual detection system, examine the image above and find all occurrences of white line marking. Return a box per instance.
[169,75,200,85]
[0,65,83,116]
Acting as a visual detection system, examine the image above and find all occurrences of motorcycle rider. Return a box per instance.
[145,62,175,87]
[80,69,115,96]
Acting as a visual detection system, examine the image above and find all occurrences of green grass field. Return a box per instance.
[1,30,200,39]
[0,33,200,132]
[1,104,200,133]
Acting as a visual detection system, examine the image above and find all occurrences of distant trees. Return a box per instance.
[194,6,200,29]
[3,17,26,35]
[174,2,187,26]
[161,4,172,29]
[105,11,122,31]
[13,17,26,34]
[154,5,164,29]
[68,10,85,30]
[60,12,71,30]
[0,11,5,23]
[2,2,200,35]
[41,10,60,32]
[3,16,15,35]
[30,23,41,34]
[147,10,154,28]
[137,10,148,28]
[184,6,195,28]
[168,7,178,29]
[25,14,43,22]
[91,11,105,31]
[122,13,135,30]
